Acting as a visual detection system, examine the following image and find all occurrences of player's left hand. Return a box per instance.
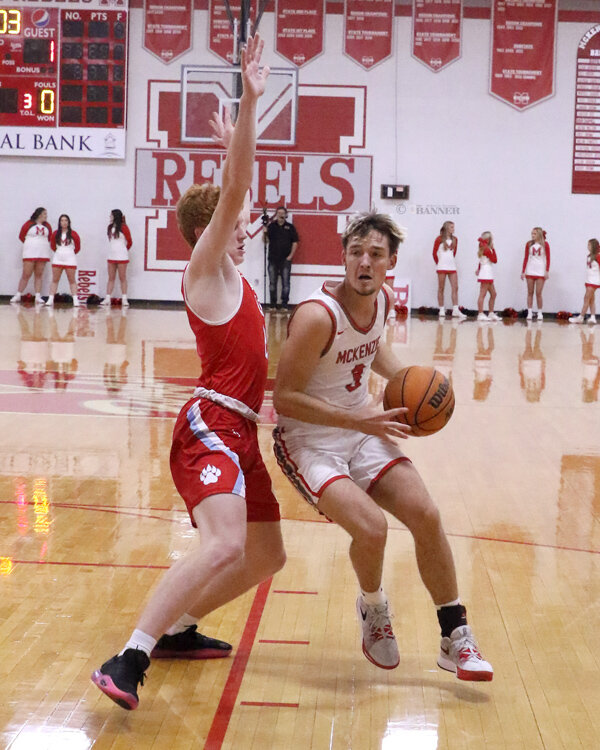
[208,107,234,149]
[241,34,270,100]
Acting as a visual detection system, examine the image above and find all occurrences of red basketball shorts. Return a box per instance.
[170,397,280,526]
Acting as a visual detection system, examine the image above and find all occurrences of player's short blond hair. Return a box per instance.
[341,211,406,255]
[176,183,221,249]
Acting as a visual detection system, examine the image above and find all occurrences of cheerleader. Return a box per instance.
[101,209,132,306]
[475,232,501,322]
[433,221,466,319]
[521,227,550,321]
[46,214,81,307]
[569,238,599,325]
[11,207,52,304]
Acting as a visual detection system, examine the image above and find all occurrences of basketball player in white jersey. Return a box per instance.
[273,211,493,681]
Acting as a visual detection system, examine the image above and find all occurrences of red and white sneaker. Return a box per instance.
[437,625,493,682]
[356,596,399,669]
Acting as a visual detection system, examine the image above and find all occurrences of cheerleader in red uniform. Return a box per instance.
[46,214,81,307]
[521,227,550,321]
[475,232,501,322]
[433,221,466,319]
[11,207,52,305]
[101,209,132,306]
[569,239,599,325]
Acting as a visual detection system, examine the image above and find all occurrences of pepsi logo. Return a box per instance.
[32,10,50,28]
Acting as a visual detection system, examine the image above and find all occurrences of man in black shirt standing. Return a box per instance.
[266,206,299,309]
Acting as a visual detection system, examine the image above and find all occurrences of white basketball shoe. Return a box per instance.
[437,625,493,681]
[356,596,399,670]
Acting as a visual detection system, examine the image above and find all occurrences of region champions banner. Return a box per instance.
[490,0,558,110]
[344,0,394,70]
[143,0,193,64]
[572,25,600,194]
[275,0,325,67]
[412,0,462,72]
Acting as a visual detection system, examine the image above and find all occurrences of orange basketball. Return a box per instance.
[383,366,455,437]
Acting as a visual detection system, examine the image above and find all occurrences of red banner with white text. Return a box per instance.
[275,0,325,67]
[412,0,462,72]
[209,0,257,64]
[143,0,193,64]
[344,0,394,70]
[572,26,600,194]
[490,0,558,110]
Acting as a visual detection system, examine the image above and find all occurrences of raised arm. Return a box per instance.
[185,35,269,282]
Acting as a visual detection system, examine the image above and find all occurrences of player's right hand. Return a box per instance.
[349,406,411,441]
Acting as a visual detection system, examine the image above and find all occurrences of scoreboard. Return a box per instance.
[0,0,128,159]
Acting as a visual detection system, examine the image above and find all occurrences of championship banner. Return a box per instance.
[143,0,193,64]
[490,0,558,110]
[412,0,462,72]
[572,26,600,194]
[344,0,394,70]
[275,0,325,67]
[209,0,257,64]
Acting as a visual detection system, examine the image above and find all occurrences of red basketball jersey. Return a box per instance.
[184,274,268,415]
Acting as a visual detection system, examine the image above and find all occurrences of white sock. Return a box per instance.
[120,628,157,658]
[360,587,387,606]
[436,597,461,610]
[166,613,197,636]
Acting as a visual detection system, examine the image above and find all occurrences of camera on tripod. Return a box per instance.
[261,208,270,227]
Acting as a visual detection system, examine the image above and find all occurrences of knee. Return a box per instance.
[208,537,246,574]
[406,502,443,537]
[354,513,388,552]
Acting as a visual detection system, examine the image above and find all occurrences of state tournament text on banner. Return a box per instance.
[412,0,462,72]
[490,0,558,110]
[143,0,193,64]
[344,0,394,70]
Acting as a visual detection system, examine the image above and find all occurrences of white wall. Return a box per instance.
[0,10,597,311]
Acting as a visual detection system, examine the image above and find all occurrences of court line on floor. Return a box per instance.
[204,578,272,750]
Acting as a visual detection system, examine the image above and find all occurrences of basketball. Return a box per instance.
[383,366,455,437]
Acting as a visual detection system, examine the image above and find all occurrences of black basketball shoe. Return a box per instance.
[151,625,232,659]
[91,648,150,710]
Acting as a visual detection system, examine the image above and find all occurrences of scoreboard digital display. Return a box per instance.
[0,0,128,159]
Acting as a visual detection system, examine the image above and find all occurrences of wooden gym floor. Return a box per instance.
[0,303,598,750]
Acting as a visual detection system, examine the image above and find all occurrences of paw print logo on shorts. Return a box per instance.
[200,464,221,485]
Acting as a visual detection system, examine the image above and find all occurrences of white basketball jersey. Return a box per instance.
[278,283,390,431]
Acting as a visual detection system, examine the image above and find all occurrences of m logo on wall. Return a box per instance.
[136,81,372,278]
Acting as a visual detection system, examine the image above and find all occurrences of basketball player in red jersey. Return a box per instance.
[91,35,285,710]
[273,211,493,681]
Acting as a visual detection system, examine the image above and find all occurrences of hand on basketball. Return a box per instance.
[241,34,270,100]
[208,108,234,149]
[351,406,411,442]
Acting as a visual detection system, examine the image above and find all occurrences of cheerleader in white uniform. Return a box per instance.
[569,238,599,325]
[433,221,466,319]
[521,227,550,321]
[11,207,52,305]
[46,214,81,307]
[101,209,133,306]
[475,232,501,322]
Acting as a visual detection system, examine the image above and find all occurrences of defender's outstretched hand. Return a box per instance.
[209,107,234,149]
[241,34,270,99]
